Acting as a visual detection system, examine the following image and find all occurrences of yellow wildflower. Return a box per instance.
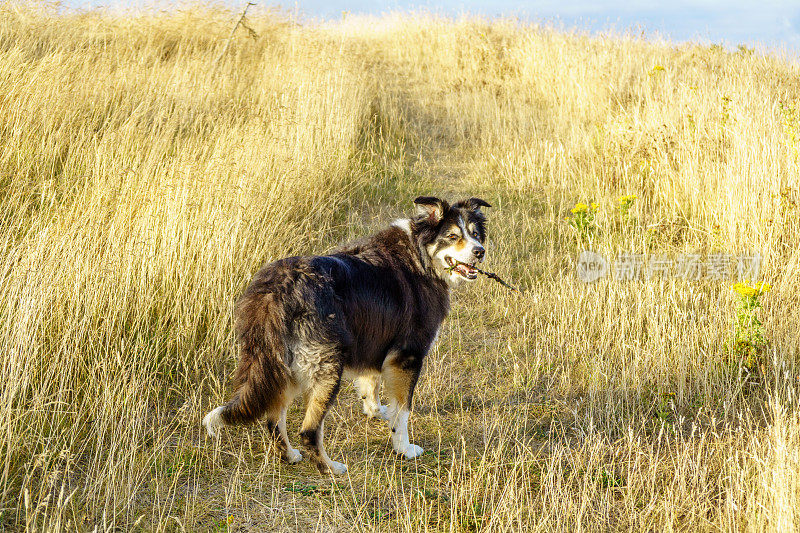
[732,280,770,298]
[571,203,589,214]
[590,202,599,210]
[732,282,757,298]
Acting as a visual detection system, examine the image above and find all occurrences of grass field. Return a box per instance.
[1,3,799,531]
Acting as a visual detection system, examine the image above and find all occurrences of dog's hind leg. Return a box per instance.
[299,366,346,474]
[354,374,388,420]
[265,391,302,463]
[382,351,424,459]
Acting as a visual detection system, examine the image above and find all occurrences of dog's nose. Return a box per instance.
[473,246,485,260]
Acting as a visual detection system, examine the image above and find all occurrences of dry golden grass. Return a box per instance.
[1,3,799,531]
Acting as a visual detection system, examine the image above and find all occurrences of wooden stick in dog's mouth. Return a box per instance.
[445,259,522,293]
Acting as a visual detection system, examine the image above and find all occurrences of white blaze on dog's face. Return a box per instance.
[428,219,485,283]
[414,196,490,285]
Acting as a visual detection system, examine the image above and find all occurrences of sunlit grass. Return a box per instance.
[1,3,799,531]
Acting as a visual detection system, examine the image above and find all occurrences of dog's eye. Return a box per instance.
[472,230,479,238]
[447,233,459,241]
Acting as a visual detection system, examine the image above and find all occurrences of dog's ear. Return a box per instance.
[458,197,492,212]
[414,196,446,223]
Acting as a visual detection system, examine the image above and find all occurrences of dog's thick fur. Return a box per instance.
[203,196,490,474]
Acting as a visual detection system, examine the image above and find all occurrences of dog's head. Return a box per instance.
[411,196,491,285]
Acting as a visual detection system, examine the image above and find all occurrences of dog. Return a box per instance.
[202,196,490,474]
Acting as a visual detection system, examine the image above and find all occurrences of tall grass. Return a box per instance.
[1,4,798,531]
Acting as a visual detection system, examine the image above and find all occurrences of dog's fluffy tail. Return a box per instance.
[203,291,290,437]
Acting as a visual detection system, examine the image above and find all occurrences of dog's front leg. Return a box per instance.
[382,352,424,459]
[386,402,423,458]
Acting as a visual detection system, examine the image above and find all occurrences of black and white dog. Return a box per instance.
[203,196,490,474]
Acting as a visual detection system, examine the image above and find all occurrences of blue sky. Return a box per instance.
[68,1,800,53]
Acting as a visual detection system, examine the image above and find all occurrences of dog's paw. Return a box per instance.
[285,448,303,464]
[327,461,348,475]
[364,404,389,420]
[400,444,424,459]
